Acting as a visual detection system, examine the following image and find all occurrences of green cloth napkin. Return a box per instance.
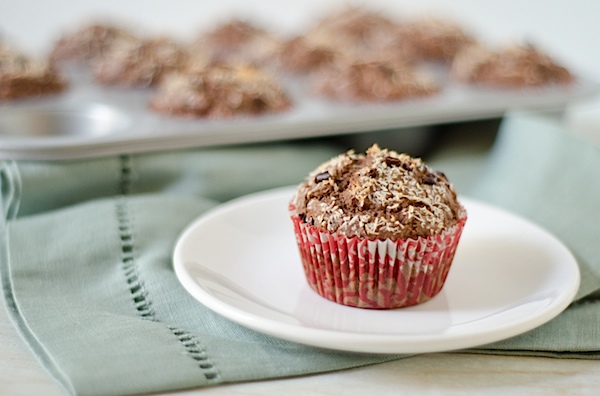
[461,112,600,358]
[1,112,600,395]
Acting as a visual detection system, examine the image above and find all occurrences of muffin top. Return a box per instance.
[0,44,67,100]
[291,144,464,240]
[451,43,574,87]
[191,19,281,66]
[92,36,190,87]
[149,63,291,118]
[312,57,438,102]
[50,22,137,64]
[275,35,338,74]
[393,18,477,62]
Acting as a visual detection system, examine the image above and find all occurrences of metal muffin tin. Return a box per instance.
[0,68,597,160]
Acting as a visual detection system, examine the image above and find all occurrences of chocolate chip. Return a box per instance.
[298,213,306,222]
[401,163,412,171]
[384,156,402,167]
[423,175,436,185]
[314,171,331,183]
[435,171,447,181]
[412,201,428,208]
[368,168,378,178]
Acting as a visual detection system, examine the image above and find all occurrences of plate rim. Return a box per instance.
[173,186,580,354]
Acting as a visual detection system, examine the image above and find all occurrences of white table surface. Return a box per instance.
[3,289,600,396]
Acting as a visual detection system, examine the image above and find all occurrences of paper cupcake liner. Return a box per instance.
[290,205,467,309]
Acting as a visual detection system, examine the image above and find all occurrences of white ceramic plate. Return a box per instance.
[173,187,580,354]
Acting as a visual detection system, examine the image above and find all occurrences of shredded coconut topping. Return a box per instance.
[92,36,189,87]
[149,63,291,118]
[1,45,51,77]
[0,44,67,100]
[50,23,137,63]
[292,144,464,240]
[451,43,573,87]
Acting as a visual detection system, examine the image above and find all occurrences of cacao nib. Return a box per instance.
[314,171,331,183]
[384,156,402,167]
[423,175,436,185]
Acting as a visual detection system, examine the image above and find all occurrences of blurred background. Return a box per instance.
[2,0,598,80]
[2,0,599,157]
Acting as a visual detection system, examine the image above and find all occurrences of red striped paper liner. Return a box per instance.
[290,204,467,309]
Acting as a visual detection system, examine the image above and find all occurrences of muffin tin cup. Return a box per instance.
[290,205,467,309]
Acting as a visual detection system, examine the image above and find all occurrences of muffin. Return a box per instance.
[92,36,190,87]
[392,17,477,62]
[312,56,438,102]
[274,35,338,74]
[450,42,574,87]
[149,63,291,118]
[289,144,467,309]
[191,19,281,66]
[305,5,399,56]
[50,22,137,65]
[1,44,67,101]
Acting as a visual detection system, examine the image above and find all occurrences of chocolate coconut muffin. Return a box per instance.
[306,5,399,55]
[451,43,574,87]
[292,144,463,240]
[289,144,467,309]
[1,44,67,101]
[149,63,291,118]
[274,35,338,74]
[313,57,438,102]
[191,19,281,66]
[92,36,190,87]
[393,18,477,62]
[50,22,137,64]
